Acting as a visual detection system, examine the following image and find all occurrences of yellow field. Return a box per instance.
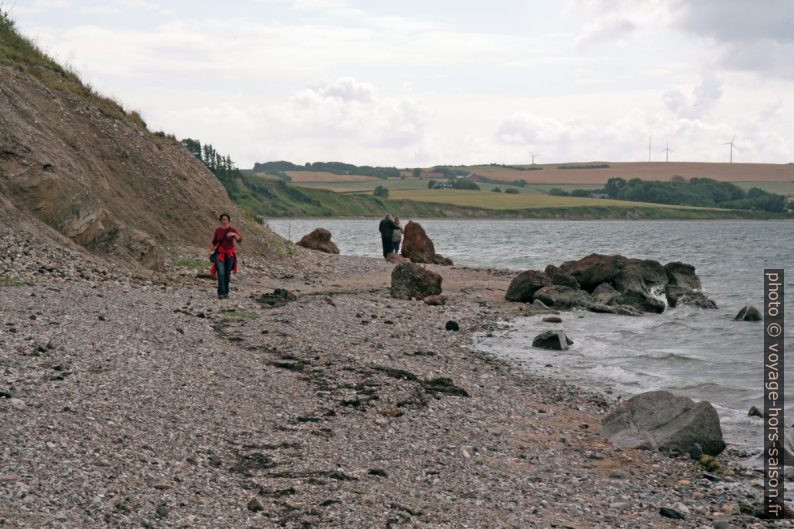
[466,162,794,184]
[389,190,720,210]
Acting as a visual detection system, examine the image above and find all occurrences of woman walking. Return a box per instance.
[391,216,403,254]
[210,213,241,299]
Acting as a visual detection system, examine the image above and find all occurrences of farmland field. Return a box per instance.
[388,189,721,211]
[295,179,603,195]
[284,171,380,182]
[462,162,794,184]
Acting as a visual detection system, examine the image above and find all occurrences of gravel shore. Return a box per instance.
[0,249,784,528]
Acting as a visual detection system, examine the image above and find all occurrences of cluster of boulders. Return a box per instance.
[296,228,340,254]
[400,221,452,266]
[506,254,716,315]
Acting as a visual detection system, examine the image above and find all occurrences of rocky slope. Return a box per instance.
[0,17,284,272]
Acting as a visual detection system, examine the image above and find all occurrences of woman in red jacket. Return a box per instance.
[210,213,241,299]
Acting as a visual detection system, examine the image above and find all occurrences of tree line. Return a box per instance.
[551,177,788,213]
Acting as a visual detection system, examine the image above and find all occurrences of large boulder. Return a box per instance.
[665,285,717,309]
[400,221,452,265]
[735,305,762,321]
[613,259,667,295]
[544,265,580,289]
[559,254,628,292]
[532,330,573,350]
[533,285,592,309]
[505,270,551,302]
[296,228,340,254]
[390,263,442,300]
[665,262,702,290]
[602,390,726,456]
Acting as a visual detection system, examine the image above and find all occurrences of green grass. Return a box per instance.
[0,275,25,287]
[172,257,209,270]
[388,189,724,211]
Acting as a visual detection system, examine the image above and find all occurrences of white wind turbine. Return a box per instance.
[529,152,538,165]
[661,141,673,162]
[723,136,738,163]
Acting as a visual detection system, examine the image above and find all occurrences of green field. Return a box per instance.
[388,189,723,211]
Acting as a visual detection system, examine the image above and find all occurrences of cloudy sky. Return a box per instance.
[10,0,794,167]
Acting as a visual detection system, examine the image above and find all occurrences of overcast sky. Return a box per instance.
[10,0,794,167]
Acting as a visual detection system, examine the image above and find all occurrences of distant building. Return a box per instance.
[590,192,610,199]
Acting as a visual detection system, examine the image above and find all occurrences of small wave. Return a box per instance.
[634,351,703,363]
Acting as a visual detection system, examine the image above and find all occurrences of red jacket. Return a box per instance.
[210,226,240,275]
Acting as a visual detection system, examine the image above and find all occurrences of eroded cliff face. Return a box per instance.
[0,48,283,271]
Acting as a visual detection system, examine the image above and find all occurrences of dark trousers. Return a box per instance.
[381,235,392,257]
[393,240,400,254]
[216,256,235,296]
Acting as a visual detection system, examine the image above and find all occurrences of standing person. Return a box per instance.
[209,213,241,299]
[378,214,396,258]
[391,216,403,254]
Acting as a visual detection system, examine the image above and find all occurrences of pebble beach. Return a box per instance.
[0,246,786,528]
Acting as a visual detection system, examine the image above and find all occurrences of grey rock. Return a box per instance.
[591,283,620,305]
[665,262,701,290]
[602,390,726,456]
[544,265,580,289]
[533,285,592,309]
[665,285,717,309]
[505,270,551,302]
[532,330,573,351]
[735,305,761,321]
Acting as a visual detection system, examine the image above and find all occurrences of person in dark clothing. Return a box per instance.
[209,213,241,299]
[391,216,403,254]
[378,214,396,258]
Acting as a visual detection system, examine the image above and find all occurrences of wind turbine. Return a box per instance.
[529,152,538,165]
[723,136,737,163]
[661,141,673,162]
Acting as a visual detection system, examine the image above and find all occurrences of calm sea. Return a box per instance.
[267,218,793,450]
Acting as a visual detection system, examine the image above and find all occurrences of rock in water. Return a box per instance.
[505,270,551,302]
[735,305,761,321]
[748,405,763,418]
[665,285,717,309]
[613,259,668,295]
[542,316,562,323]
[532,330,573,350]
[533,285,592,309]
[611,290,665,314]
[665,262,702,290]
[390,263,442,300]
[296,228,340,254]
[601,390,726,456]
[400,221,452,265]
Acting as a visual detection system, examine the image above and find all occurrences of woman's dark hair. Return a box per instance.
[219,213,231,221]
